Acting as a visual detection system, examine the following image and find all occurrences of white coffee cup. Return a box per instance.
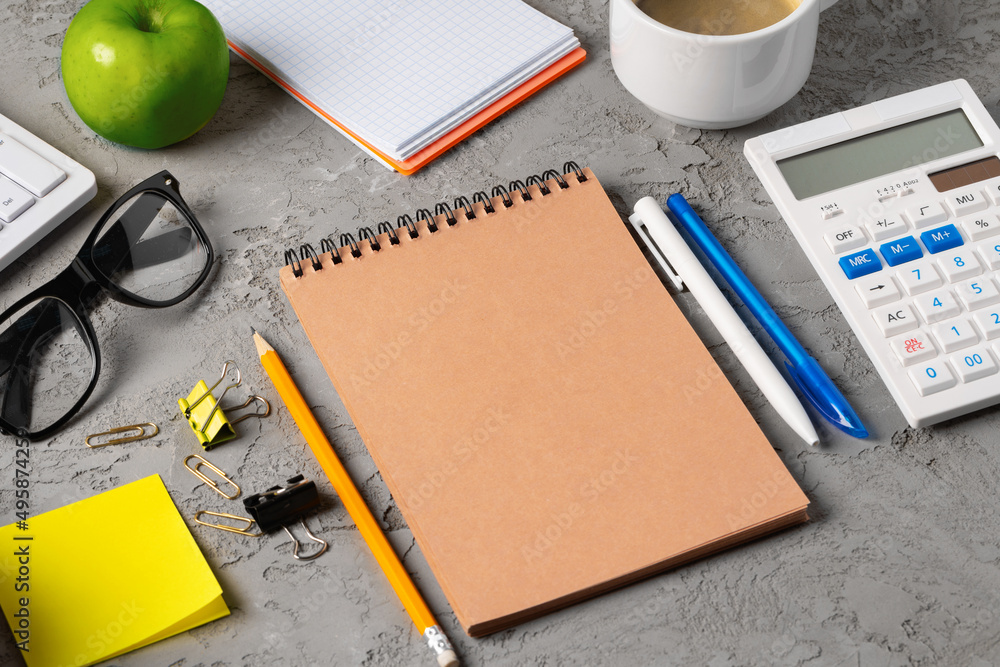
[610,0,840,129]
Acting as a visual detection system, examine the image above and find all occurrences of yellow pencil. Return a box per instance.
[253,329,459,667]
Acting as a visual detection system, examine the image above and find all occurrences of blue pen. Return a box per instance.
[666,193,869,439]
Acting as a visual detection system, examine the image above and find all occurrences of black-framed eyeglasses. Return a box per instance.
[0,171,214,441]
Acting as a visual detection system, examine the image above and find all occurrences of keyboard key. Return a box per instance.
[937,248,982,282]
[914,291,960,323]
[0,175,34,222]
[839,248,882,279]
[904,201,948,228]
[825,225,867,253]
[951,346,998,382]
[897,261,942,295]
[866,214,907,241]
[961,213,1000,241]
[973,308,1000,340]
[945,188,988,217]
[933,319,979,352]
[920,224,964,254]
[879,235,922,266]
[855,274,900,308]
[873,303,919,337]
[908,360,957,396]
[890,331,937,366]
[956,277,1000,310]
[0,132,66,197]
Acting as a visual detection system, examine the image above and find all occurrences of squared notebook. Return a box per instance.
[0,475,229,666]
[278,166,810,635]
[202,0,585,174]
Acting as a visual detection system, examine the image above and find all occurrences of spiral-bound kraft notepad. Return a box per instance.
[279,167,809,636]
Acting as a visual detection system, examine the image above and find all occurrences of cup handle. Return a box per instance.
[820,0,840,10]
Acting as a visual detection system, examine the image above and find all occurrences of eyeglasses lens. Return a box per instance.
[0,298,96,435]
[90,192,209,303]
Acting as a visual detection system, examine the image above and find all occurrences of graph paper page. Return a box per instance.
[205,0,578,158]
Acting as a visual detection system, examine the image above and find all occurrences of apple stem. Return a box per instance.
[134,0,167,33]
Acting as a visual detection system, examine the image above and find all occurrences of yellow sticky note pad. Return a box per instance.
[0,475,230,667]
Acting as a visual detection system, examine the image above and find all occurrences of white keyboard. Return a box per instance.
[0,112,96,273]
[745,80,1000,428]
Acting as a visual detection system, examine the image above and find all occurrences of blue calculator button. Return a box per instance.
[920,224,964,254]
[879,236,923,266]
[839,249,882,279]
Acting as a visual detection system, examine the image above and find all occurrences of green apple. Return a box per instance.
[61,0,229,149]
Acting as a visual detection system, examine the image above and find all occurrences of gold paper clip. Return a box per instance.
[193,510,261,537]
[184,454,241,500]
[85,423,158,448]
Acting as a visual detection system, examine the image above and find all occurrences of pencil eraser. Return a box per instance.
[437,649,460,667]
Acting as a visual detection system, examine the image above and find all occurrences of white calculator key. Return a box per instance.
[873,303,919,337]
[855,274,901,308]
[897,261,943,295]
[951,345,998,382]
[890,331,937,366]
[937,249,982,282]
[908,360,957,396]
[945,189,988,217]
[866,214,907,241]
[914,291,960,323]
[961,213,1000,241]
[0,175,34,222]
[904,201,948,229]
[0,132,66,197]
[824,225,867,253]
[984,177,1000,205]
[974,308,1000,339]
[932,319,979,352]
[956,277,1000,310]
[976,240,1000,270]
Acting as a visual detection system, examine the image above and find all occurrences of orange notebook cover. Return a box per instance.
[279,167,810,635]
[229,44,586,175]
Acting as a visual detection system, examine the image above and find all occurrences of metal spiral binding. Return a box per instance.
[319,237,344,264]
[414,208,439,233]
[283,161,584,276]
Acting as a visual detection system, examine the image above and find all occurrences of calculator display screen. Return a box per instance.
[776,109,983,200]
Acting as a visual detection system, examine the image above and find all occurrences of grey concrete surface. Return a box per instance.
[3,0,1000,665]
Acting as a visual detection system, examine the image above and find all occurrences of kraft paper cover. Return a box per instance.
[279,168,809,635]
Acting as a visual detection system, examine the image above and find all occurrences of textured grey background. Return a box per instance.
[2,0,1000,665]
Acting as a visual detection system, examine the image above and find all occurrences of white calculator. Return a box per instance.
[745,79,1000,428]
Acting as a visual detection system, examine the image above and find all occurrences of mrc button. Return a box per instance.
[920,224,964,254]
[839,248,882,279]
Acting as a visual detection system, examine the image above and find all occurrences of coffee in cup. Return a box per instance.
[633,0,802,36]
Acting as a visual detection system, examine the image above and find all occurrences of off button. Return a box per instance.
[825,225,867,253]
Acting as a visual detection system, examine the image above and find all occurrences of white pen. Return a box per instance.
[630,196,820,447]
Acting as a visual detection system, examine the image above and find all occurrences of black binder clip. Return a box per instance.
[244,475,328,561]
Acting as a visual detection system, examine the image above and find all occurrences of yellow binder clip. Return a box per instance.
[178,360,270,449]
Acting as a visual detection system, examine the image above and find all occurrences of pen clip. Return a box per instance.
[628,212,684,291]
